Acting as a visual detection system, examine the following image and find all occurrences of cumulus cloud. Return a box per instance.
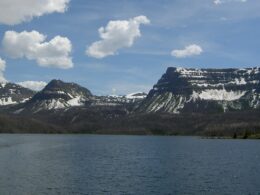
[86,15,150,58]
[213,0,247,5]
[171,44,203,58]
[0,58,6,83]
[17,81,47,91]
[0,0,70,25]
[2,30,73,69]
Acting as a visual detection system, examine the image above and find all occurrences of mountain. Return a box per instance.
[0,71,260,136]
[21,79,92,112]
[0,82,35,106]
[12,80,147,113]
[137,67,260,113]
[92,92,147,106]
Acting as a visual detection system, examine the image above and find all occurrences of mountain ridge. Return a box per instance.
[0,66,260,136]
[2,66,260,114]
[1,79,147,114]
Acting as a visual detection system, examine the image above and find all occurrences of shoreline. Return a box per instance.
[1,133,260,139]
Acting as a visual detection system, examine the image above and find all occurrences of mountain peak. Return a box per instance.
[25,79,93,112]
[47,79,63,86]
[41,79,91,95]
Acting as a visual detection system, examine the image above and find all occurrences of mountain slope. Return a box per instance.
[137,67,260,113]
[0,82,35,106]
[23,79,92,112]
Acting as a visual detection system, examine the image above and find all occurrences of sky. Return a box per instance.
[0,0,260,95]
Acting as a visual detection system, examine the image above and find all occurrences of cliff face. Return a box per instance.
[137,67,260,113]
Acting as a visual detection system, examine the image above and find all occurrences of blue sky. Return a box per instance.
[0,0,260,94]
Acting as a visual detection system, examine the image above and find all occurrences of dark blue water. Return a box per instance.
[0,135,260,195]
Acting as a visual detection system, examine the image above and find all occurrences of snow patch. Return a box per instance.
[67,93,74,98]
[9,89,16,94]
[229,78,247,85]
[46,99,66,110]
[250,80,260,84]
[176,67,206,78]
[56,91,66,94]
[0,83,6,88]
[125,92,147,99]
[67,96,84,106]
[192,89,247,101]
[192,83,224,87]
[13,108,24,114]
[21,98,30,103]
[0,97,17,105]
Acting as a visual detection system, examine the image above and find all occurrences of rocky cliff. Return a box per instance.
[137,67,260,113]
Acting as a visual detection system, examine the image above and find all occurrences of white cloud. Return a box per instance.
[214,0,222,4]
[0,58,6,83]
[17,81,47,91]
[86,15,150,58]
[171,44,203,58]
[213,0,247,5]
[0,0,70,25]
[2,30,73,69]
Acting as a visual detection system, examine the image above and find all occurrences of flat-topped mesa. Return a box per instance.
[137,67,260,114]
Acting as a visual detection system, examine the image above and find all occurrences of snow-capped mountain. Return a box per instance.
[24,79,92,112]
[91,92,147,106]
[8,78,147,113]
[0,82,35,106]
[7,66,260,115]
[137,67,260,113]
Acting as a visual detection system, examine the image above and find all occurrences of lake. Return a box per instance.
[0,135,259,195]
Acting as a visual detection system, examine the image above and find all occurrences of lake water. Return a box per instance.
[0,135,260,195]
